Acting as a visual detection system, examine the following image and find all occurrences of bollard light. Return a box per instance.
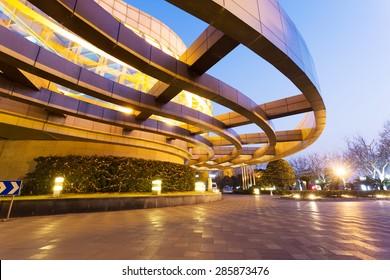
[53,176,64,198]
[195,182,205,192]
[253,188,260,195]
[152,179,162,195]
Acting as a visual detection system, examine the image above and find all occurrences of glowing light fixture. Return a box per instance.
[152,179,162,195]
[195,182,205,192]
[333,165,347,190]
[116,107,133,114]
[334,166,346,177]
[53,176,64,198]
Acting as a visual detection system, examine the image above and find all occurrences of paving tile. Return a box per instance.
[200,244,227,253]
[227,247,244,253]
[1,196,390,260]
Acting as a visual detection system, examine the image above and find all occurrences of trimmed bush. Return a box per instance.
[22,155,196,195]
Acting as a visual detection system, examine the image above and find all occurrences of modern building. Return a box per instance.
[0,0,325,179]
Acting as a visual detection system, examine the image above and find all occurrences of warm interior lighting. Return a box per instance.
[0,0,214,121]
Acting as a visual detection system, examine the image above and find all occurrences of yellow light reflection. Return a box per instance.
[59,88,134,115]
[308,201,320,221]
[116,107,133,114]
[152,115,185,127]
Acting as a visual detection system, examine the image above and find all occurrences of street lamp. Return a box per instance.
[334,166,346,190]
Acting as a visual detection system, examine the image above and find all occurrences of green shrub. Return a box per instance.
[22,155,196,195]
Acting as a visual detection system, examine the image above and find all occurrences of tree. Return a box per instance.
[289,155,309,177]
[344,130,389,186]
[219,175,233,188]
[261,159,296,189]
[231,175,240,187]
[289,153,339,189]
[289,155,311,190]
[307,153,331,184]
[379,120,390,149]
[379,120,390,170]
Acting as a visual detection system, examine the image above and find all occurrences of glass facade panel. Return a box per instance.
[261,24,288,55]
[297,32,320,89]
[259,0,285,45]
[0,0,214,121]
[280,8,302,64]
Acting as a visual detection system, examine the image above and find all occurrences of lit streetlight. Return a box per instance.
[334,166,346,190]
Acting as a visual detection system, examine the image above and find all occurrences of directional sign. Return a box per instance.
[0,180,22,196]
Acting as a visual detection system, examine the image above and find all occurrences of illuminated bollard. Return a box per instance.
[253,188,260,195]
[195,182,205,192]
[53,176,64,198]
[152,179,162,195]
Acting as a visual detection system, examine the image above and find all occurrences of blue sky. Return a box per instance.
[124,0,390,156]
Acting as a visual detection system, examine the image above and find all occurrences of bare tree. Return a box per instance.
[307,153,330,183]
[379,120,390,157]
[289,155,309,177]
[289,155,310,190]
[344,132,389,184]
[290,152,344,189]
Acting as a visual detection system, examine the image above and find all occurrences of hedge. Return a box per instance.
[22,155,196,195]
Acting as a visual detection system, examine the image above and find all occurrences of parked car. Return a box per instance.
[222,185,234,193]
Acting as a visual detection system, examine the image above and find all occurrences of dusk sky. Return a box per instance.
[124,0,390,157]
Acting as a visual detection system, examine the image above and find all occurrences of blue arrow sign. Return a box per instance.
[0,180,22,196]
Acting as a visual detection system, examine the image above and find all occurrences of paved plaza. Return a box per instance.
[1,195,390,260]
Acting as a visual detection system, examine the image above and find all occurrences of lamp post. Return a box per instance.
[334,166,346,190]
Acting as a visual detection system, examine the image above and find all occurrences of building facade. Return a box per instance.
[0,0,325,179]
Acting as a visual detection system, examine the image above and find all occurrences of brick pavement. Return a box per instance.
[1,195,390,260]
